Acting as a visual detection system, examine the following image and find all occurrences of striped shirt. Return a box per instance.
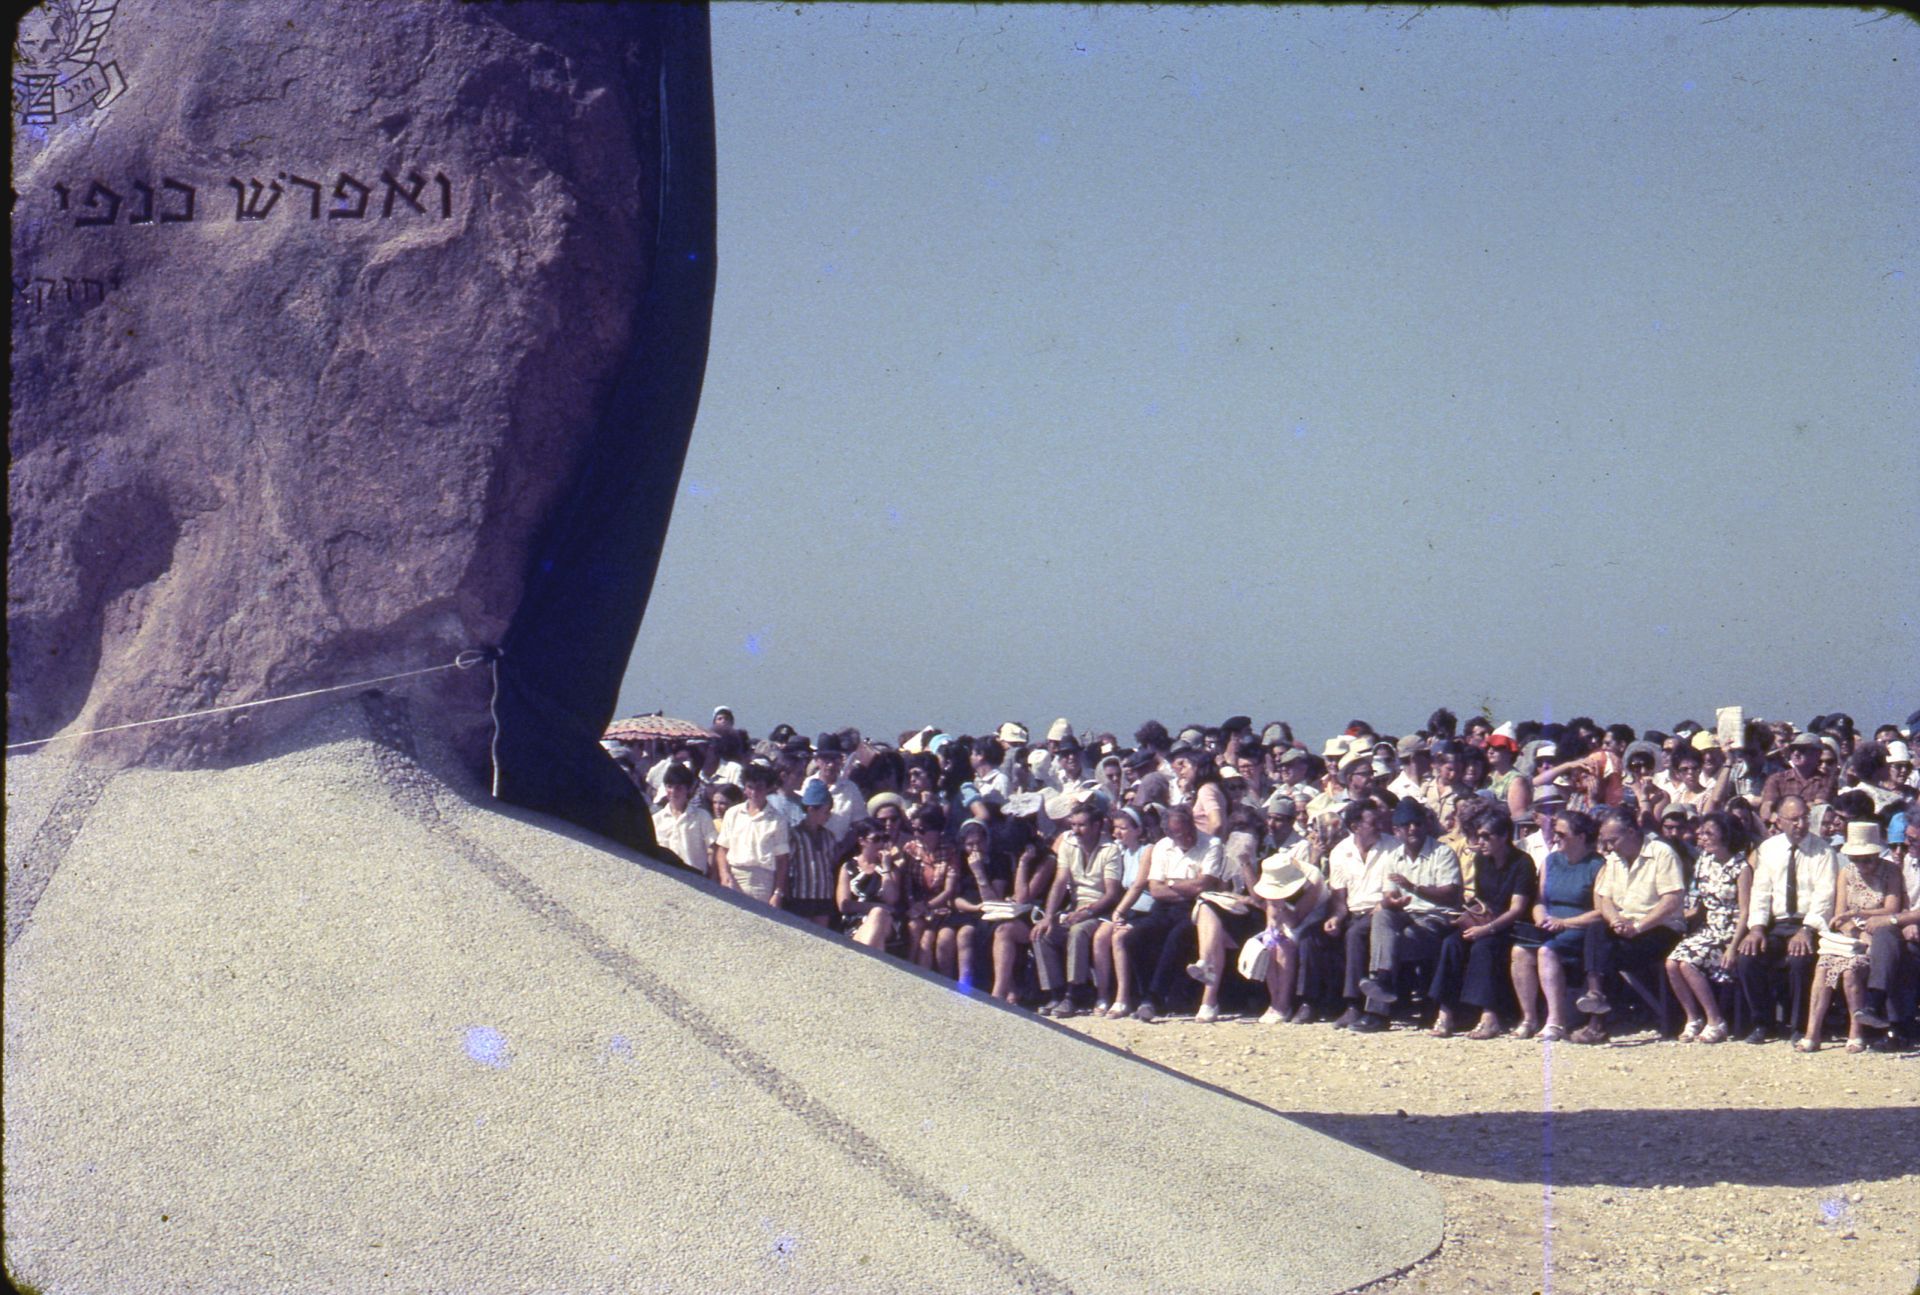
[788,822,839,902]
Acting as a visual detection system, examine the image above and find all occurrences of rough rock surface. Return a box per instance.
[8,0,686,770]
[4,706,1444,1294]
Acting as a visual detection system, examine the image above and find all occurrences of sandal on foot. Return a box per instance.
[1537,1024,1568,1042]
[1515,1020,1539,1040]
[1698,1022,1729,1044]
[1793,1036,1819,1053]
[1468,1019,1504,1041]
[1108,1002,1133,1019]
[1679,1019,1703,1043]
[1846,1037,1868,1054]
[1571,1023,1609,1045]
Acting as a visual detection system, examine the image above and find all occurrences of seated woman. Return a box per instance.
[989,827,1061,1006]
[901,805,957,970]
[837,819,902,950]
[1093,806,1155,1017]
[1248,842,1328,1025]
[1509,810,1606,1041]
[1187,805,1267,1022]
[1431,808,1536,1039]
[1802,823,1903,1053]
[945,817,1010,990]
[1663,810,1750,1043]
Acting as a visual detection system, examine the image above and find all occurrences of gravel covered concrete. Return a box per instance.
[5,711,1440,1294]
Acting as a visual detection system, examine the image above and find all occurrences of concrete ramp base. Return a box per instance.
[5,706,1440,1294]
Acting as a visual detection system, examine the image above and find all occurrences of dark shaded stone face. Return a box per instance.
[9,1,704,776]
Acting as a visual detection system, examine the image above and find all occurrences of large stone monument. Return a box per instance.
[7,4,1442,1292]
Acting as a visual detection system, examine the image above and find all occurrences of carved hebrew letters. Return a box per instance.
[13,273,112,311]
[160,178,195,222]
[229,178,283,221]
[283,173,323,219]
[74,181,122,226]
[51,170,450,227]
[329,172,370,219]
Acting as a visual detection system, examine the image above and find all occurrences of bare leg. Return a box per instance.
[855,910,892,950]
[1665,960,1703,1029]
[955,926,980,992]
[1092,923,1116,1006]
[934,926,958,979]
[1264,935,1298,1015]
[908,918,934,969]
[1510,945,1541,1028]
[1805,976,1833,1046]
[1675,961,1725,1028]
[1111,926,1138,1011]
[1841,966,1869,1043]
[1193,906,1227,1009]
[992,922,1028,1003]
[1539,949,1573,1030]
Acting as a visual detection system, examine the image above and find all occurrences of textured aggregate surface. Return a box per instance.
[4,711,1440,1295]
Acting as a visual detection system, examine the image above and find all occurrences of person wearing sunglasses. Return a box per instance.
[1510,810,1607,1042]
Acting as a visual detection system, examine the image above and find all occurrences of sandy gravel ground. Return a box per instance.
[1066,1011,1918,1295]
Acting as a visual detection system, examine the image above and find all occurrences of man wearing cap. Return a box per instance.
[785,779,842,927]
[714,764,792,907]
[1351,801,1464,1032]
[1735,795,1838,1042]
[1388,736,1429,803]
[1570,808,1688,1044]
[1760,734,1837,828]
[811,734,866,849]
[651,761,716,876]
[1322,801,1395,1028]
[1273,747,1319,809]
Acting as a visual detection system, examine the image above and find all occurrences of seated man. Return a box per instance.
[1029,802,1124,1017]
[1573,808,1688,1043]
[1352,800,1463,1032]
[1115,804,1224,1022]
[1322,800,1395,1028]
[1734,795,1838,1042]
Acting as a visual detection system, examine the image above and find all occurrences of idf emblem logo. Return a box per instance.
[13,0,128,127]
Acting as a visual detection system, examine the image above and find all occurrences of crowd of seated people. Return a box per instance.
[616,706,1920,1051]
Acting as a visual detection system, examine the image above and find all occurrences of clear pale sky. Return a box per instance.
[617,4,1918,744]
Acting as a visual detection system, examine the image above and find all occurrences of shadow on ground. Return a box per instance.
[1274,1105,1920,1188]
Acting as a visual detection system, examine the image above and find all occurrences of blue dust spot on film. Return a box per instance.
[685,481,705,497]
[464,1026,509,1068]
[743,634,763,656]
[886,506,903,526]
[1682,80,1696,92]
[1292,422,1309,439]
[609,1034,634,1060]
[686,251,699,261]
[1820,1197,1845,1222]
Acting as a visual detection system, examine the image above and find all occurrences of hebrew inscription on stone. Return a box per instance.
[46,169,455,227]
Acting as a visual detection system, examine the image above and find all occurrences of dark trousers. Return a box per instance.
[1370,908,1452,979]
[1119,904,1195,1006]
[1586,923,1682,1003]
[1034,917,1101,994]
[1868,926,1920,1023]
[1431,930,1514,1014]
[1340,912,1377,1000]
[1734,932,1816,1033]
[1293,925,1341,1007]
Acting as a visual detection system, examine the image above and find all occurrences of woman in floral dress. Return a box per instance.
[1664,811,1750,1043]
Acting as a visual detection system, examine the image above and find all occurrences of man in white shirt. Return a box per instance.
[1322,800,1395,1028]
[1733,795,1838,1042]
[810,733,866,848]
[1352,799,1463,1032]
[650,761,714,875]
[1115,805,1225,1022]
[1571,808,1688,1044]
